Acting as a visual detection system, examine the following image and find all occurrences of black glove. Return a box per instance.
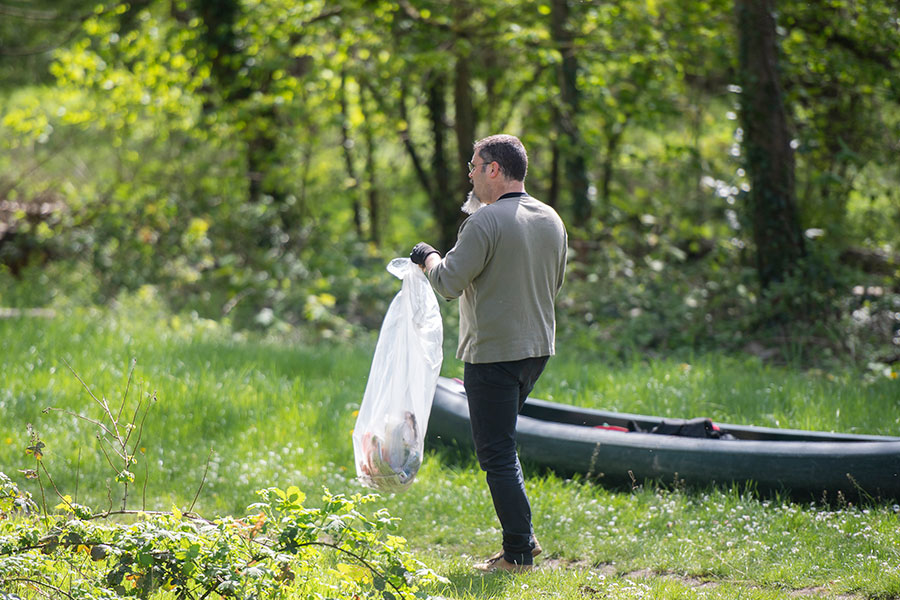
[410,242,440,265]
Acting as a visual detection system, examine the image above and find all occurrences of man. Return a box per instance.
[410,134,567,572]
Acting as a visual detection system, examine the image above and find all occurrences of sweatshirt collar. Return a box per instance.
[496,192,528,201]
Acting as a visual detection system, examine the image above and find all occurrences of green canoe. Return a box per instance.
[426,377,900,502]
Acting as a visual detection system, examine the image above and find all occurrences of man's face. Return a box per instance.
[469,153,489,200]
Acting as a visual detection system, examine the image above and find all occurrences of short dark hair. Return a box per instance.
[473,134,528,182]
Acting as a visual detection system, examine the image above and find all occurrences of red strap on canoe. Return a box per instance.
[593,425,629,432]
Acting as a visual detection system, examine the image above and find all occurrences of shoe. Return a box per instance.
[474,555,534,573]
[483,535,542,564]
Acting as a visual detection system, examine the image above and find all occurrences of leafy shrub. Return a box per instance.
[0,478,445,600]
[558,235,900,369]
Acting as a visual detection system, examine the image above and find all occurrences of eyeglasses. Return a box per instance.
[467,160,492,174]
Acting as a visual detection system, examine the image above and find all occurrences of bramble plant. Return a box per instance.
[0,361,446,600]
[42,358,153,514]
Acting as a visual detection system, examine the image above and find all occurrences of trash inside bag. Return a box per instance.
[358,412,421,489]
[352,258,443,492]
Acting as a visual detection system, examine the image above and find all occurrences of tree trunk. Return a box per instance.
[454,55,476,202]
[427,74,456,252]
[551,0,591,224]
[599,123,625,208]
[365,130,379,246]
[360,86,380,246]
[735,0,806,289]
[548,136,560,208]
[450,1,476,249]
[339,70,364,239]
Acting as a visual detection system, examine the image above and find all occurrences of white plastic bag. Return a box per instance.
[353,257,443,492]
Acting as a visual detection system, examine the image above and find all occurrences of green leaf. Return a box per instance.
[336,562,371,583]
[285,486,306,505]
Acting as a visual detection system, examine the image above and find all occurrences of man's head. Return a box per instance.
[467,134,528,208]
[472,134,528,183]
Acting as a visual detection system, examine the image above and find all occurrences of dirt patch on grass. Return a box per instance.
[788,587,859,600]
[539,558,863,599]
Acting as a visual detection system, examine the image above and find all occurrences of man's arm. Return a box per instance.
[423,218,491,300]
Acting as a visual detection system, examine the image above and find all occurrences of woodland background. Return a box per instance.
[1,0,898,369]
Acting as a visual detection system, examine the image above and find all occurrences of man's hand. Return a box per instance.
[410,242,440,266]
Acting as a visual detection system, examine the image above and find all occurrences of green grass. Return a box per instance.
[1,300,898,599]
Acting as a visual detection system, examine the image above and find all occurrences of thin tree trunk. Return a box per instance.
[548,137,561,208]
[365,131,379,246]
[449,0,476,249]
[551,0,591,223]
[339,70,363,239]
[427,74,455,252]
[454,55,476,202]
[599,122,626,207]
[735,0,806,289]
[361,86,380,246]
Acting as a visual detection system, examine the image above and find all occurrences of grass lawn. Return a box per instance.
[1,300,898,599]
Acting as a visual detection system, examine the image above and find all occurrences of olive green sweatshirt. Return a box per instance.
[425,193,567,364]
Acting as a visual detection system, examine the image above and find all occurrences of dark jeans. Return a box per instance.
[464,356,549,566]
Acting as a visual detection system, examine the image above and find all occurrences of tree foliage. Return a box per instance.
[0,0,898,351]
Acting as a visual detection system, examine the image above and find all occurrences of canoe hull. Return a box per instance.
[426,377,900,501]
